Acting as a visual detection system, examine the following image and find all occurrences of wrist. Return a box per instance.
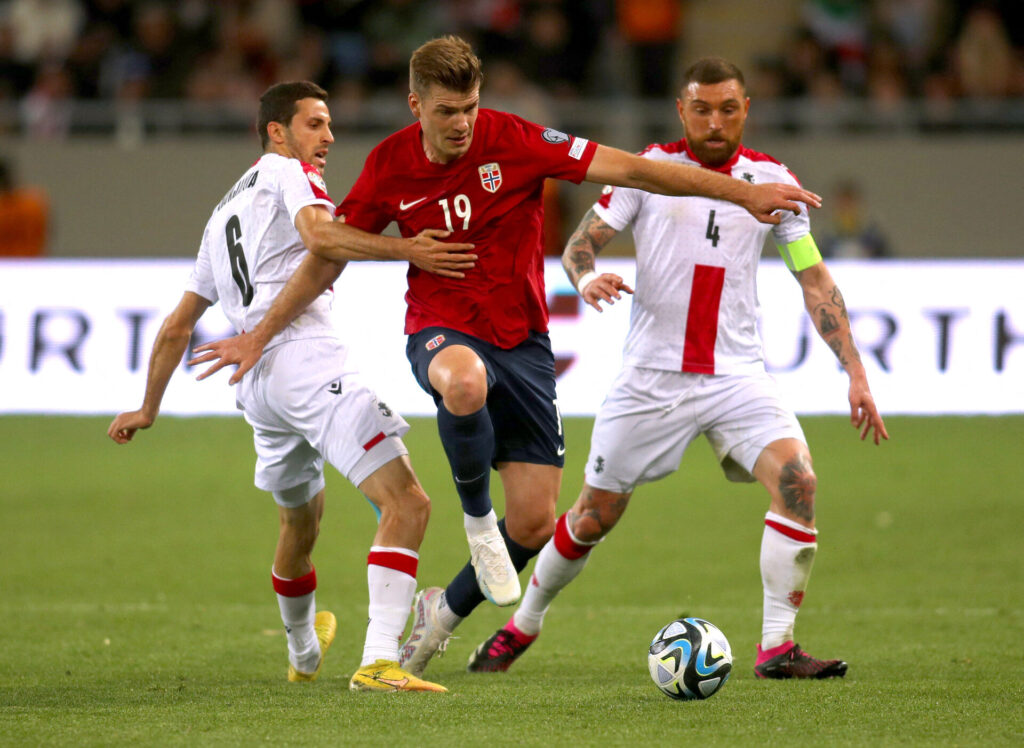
[576,270,599,295]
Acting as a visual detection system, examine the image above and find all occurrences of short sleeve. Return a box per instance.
[511,115,598,184]
[184,228,218,304]
[592,182,642,232]
[280,159,335,225]
[770,167,812,246]
[335,148,393,234]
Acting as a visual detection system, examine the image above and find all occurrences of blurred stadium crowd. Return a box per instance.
[1,0,1022,137]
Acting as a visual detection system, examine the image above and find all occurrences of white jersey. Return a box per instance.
[594,140,811,375]
[185,153,338,348]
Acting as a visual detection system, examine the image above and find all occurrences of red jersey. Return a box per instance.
[336,108,598,348]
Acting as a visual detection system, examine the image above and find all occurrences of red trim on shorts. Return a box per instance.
[682,264,725,374]
[765,519,817,544]
[362,431,386,451]
[367,550,418,578]
[272,567,316,597]
[553,513,592,560]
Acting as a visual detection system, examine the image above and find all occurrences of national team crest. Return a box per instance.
[425,334,446,351]
[478,162,502,193]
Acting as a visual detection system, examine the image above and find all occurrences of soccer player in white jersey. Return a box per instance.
[466,58,889,679]
[108,81,477,692]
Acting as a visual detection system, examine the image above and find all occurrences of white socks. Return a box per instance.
[272,567,320,673]
[464,508,499,536]
[512,513,598,636]
[363,546,419,667]
[760,511,818,649]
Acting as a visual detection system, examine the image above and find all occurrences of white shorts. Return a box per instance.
[236,337,410,507]
[585,366,805,493]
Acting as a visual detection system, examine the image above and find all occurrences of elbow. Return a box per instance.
[306,226,331,259]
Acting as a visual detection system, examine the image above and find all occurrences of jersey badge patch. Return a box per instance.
[307,169,328,193]
[542,128,569,144]
[426,334,446,351]
[478,162,502,193]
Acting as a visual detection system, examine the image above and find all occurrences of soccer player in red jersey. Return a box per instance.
[192,37,823,678]
[465,58,888,680]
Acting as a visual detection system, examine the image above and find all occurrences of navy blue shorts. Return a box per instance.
[406,327,565,468]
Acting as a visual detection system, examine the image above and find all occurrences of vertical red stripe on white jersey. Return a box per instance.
[682,264,725,374]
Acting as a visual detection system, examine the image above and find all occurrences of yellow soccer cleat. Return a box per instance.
[349,660,448,692]
[287,611,337,682]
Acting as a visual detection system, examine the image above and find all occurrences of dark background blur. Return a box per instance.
[1,0,1022,258]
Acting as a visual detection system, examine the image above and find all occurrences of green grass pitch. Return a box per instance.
[2,414,1023,745]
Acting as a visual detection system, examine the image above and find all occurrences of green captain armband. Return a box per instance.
[777,234,822,272]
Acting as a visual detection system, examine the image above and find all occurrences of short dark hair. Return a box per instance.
[257,81,328,150]
[681,57,746,91]
[409,35,482,96]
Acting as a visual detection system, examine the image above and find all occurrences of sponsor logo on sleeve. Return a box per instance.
[569,137,589,160]
[307,170,328,193]
[478,162,502,193]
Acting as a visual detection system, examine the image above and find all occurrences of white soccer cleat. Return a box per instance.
[398,587,454,677]
[467,527,521,607]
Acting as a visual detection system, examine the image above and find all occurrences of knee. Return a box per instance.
[441,372,487,414]
[506,507,555,550]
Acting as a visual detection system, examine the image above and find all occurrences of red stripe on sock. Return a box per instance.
[272,567,316,597]
[553,513,592,560]
[765,519,817,544]
[367,550,418,578]
[362,431,386,451]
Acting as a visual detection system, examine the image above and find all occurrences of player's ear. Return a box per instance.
[266,120,287,145]
[408,91,421,119]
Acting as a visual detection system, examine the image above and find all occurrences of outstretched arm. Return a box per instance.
[585,145,821,225]
[108,291,211,443]
[190,205,478,384]
[796,261,889,444]
[299,205,476,277]
[561,207,633,312]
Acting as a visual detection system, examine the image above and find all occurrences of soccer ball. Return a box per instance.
[648,617,732,700]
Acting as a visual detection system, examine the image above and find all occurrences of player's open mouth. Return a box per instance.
[313,149,328,167]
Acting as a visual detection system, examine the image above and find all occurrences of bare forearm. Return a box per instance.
[249,253,342,345]
[805,282,865,378]
[633,158,750,202]
[589,145,750,201]
[561,208,618,287]
[139,319,192,418]
[308,221,409,263]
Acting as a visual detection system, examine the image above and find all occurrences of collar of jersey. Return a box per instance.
[681,138,742,174]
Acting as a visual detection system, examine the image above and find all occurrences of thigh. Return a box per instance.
[406,327,495,401]
[263,339,411,487]
[698,371,806,483]
[486,332,565,468]
[585,367,702,494]
[248,415,324,499]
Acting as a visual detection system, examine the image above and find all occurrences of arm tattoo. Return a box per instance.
[778,455,816,522]
[812,283,861,367]
[831,285,849,320]
[563,208,619,282]
[817,307,839,334]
